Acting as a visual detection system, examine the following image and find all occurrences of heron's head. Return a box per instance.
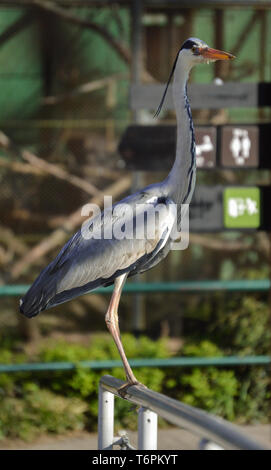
[154,37,235,116]
[180,37,235,66]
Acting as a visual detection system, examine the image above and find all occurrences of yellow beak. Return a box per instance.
[200,47,235,61]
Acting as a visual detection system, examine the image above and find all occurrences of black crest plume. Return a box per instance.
[154,50,180,117]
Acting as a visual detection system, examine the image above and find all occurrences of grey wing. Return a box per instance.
[20,190,175,318]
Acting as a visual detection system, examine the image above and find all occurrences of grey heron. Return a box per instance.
[20,38,234,390]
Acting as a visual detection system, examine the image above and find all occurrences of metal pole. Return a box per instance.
[101,375,267,450]
[138,406,158,450]
[98,384,114,450]
[199,438,224,450]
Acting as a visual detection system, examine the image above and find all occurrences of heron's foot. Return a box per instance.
[118,380,146,398]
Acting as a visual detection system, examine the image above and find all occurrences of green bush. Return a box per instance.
[174,341,238,421]
[181,293,270,423]
[207,296,271,422]
[0,334,168,439]
[39,334,168,430]
[0,385,87,441]
[0,327,269,441]
[210,296,271,355]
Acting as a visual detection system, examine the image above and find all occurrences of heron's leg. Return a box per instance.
[105,273,139,386]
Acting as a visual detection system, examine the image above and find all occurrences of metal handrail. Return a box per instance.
[99,375,268,450]
[0,355,270,373]
[0,279,270,296]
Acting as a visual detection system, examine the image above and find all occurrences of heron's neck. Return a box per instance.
[164,58,196,205]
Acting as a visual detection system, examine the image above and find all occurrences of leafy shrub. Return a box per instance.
[181,293,271,423]
[175,341,238,421]
[38,334,167,393]
[0,385,87,441]
[38,334,168,430]
[207,296,271,422]
[0,334,168,438]
[209,296,271,355]
[235,367,270,423]
[0,328,269,441]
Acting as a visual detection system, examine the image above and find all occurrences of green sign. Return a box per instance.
[224,187,260,229]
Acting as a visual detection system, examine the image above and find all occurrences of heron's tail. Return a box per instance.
[19,276,110,318]
[19,272,56,318]
[19,232,78,318]
[20,296,48,318]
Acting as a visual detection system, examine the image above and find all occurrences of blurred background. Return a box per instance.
[0,0,270,445]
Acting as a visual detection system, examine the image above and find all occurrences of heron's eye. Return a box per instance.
[192,45,199,55]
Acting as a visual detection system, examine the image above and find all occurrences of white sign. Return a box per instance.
[229,128,251,166]
[228,197,258,218]
[196,135,214,167]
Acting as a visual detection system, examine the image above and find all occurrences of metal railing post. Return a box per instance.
[99,375,267,450]
[98,384,114,450]
[199,438,224,450]
[138,406,158,450]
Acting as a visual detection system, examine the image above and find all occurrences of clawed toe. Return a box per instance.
[117,380,146,398]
